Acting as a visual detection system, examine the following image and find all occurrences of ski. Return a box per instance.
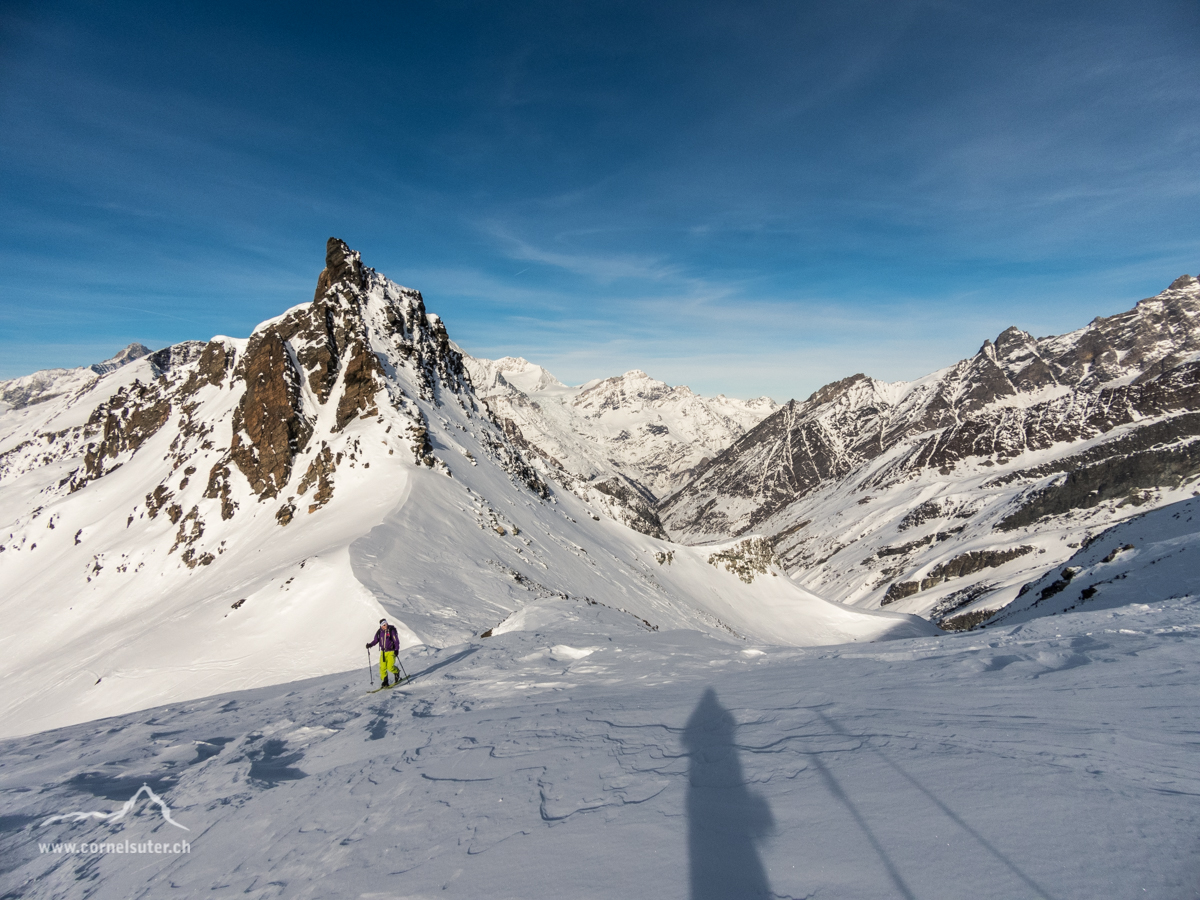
[366,677,410,694]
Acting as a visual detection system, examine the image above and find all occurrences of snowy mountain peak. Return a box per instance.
[486,356,564,393]
[90,342,152,376]
[802,372,874,408]
[0,239,560,733]
[463,355,777,536]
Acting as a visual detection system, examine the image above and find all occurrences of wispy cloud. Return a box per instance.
[483,223,684,284]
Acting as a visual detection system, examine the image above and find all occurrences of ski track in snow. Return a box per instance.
[2,597,1197,900]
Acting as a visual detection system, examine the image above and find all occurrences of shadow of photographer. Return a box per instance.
[683,688,775,900]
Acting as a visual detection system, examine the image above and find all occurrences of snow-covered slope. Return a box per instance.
[2,582,1195,899]
[464,355,775,536]
[0,239,926,739]
[987,494,1200,627]
[661,275,1200,626]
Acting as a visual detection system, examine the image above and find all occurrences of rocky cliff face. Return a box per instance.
[660,275,1200,625]
[0,238,546,574]
[463,356,775,537]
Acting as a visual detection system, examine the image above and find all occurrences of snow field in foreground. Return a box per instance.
[2,594,1197,900]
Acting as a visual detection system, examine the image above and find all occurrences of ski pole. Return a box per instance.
[367,648,374,686]
[396,655,409,684]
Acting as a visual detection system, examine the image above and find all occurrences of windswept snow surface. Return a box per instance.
[1,593,1196,899]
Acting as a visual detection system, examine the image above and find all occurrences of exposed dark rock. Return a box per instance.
[182,342,233,396]
[591,477,667,539]
[203,460,238,520]
[147,342,206,377]
[874,535,934,558]
[89,343,152,376]
[313,236,366,301]
[145,484,172,519]
[169,506,206,564]
[275,501,296,526]
[476,425,550,498]
[940,609,997,631]
[498,417,565,470]
[408,424,435,467]
[334,342,382,430]
[996,441,1200,531]
[899,501,942,531]
[881,580,921,605]
[229,329,313,499]
[881,546,1033,603]
[805,373,870,406]
[986,411,1200,489]
[76,383,172,490]
[298,444,336,512]
[1101,544,1135,563]
[928,582,997,622]
[707,537,776,583]
[662,276,1200,550]
[1035,566,1083,602]
[923,546,1035,584]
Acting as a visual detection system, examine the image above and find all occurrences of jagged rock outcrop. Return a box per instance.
[297,443,337,512]
[77,382,172,490]
[881,546,1035,604]
[0,237,552,579]
[230,329,314,499]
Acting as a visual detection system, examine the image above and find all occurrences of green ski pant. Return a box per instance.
[379,650,399,680]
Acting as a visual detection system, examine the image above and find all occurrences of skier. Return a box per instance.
[366,618,403,687]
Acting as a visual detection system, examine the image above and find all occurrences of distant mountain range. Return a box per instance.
[463,356,775,537]
[446,274,1200,629]
[656,274,1200,627]
[0,342,152,411]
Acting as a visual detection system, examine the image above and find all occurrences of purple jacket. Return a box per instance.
[368,623,401,652]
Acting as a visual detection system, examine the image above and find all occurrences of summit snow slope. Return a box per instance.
[0,240,926,740]
[1,588,1195,899]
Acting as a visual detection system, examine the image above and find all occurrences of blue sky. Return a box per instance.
[1,0,1198,399]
